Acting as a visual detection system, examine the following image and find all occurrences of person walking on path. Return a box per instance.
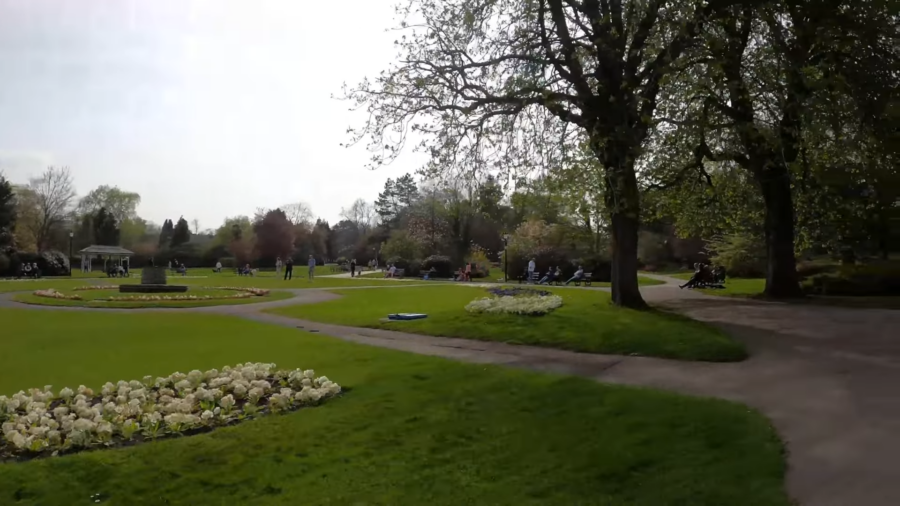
[284,257,293,280]
[275,256,283,277]
[350,259,357,278]
[527,258,536,283]
[465,262,472,281]
[307,255,316,282]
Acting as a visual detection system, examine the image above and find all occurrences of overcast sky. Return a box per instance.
[0,0,425,230]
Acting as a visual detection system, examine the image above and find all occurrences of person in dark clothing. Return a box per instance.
[284,257,294,280]
[350,259,357,278]
[680,263,711,289]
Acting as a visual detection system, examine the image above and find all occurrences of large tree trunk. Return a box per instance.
[610,212,646,308]
[602,148,648,309]
[758,165,804,298]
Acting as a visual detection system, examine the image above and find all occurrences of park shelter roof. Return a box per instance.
[78,245,135,256]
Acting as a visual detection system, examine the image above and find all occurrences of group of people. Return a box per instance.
[453,263,474,282]
[525,258,587,285]
[17,262,42,279]
[679,263,727,289]
[274,255,316,281]
[167,259,187,276]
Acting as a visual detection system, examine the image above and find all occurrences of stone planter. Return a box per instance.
[141,267,168,285]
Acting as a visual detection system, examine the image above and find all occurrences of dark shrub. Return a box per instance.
[487,287,551,297]
[386,256,410,270]
[10,250,70,276]
[0,252,10,276]
[219,257,237,268]
[422,255,453,277]
[406,260,422,277]
[803,263,900,296]
[574,254,612,282]
[796,260,840,279]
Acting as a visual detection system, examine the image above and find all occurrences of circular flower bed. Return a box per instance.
[0,363,341,461]
[487,287,551,297]
[33,289,82,300]
[466,287,563,315]
[31,286,272,304]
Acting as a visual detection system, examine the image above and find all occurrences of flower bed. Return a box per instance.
[466,292,563,315]
[104,293,254,302]
[33,289,82,301]
[0,363,341,461]
[73,285,119,291]
[205,286,271,296]
[487,287,551,297]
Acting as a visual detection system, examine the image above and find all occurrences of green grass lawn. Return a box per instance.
[12,288,295,308]
[266,285,746,361]
[0,309,787,505]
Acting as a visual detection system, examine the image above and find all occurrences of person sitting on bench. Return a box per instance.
[423,267,437,280]
[538,266,556,285]
[565,266,585,285]
[385,264,397,278]
[713,265,727,284]
[680,263,711,289]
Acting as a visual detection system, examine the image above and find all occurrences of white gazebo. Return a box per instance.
[78,245,135,273]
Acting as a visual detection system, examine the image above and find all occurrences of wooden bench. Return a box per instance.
[518,272,541,284]
[571,272,593,286]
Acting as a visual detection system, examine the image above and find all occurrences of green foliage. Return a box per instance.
[92,207,120,246]
[381,230,421,261]
[422,254,453,277]
[705,233,766,278]
[76,185,141,222]
[170,217,192,248]
[0,175,16,250]
[158,219,174,248]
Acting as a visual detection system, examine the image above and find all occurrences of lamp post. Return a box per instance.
[68,232,74,277]
[502,234,509,282]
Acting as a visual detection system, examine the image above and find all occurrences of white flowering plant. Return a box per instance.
[73,286,119,291]
[465,290,563,315]
[203,287,271,296]
[0,363,341,461]
[104,293,253,302]
[33,289,82,301]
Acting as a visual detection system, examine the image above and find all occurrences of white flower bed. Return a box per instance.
[33,289,82,301]
[104,293,253,302]
[205,287,271,296]
[465,294,563,315]
[0,363,341,460]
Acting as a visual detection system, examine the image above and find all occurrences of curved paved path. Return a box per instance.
[2,276,899,506]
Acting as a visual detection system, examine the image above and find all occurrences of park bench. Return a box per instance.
[518,272,541,284]
[571,272,593,287]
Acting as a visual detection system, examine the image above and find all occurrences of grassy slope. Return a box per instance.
[266,285,746,361]
[12,289,295,309]
[0,309,787,505]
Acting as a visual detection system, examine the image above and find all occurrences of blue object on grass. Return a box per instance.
[387,313,428,321]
